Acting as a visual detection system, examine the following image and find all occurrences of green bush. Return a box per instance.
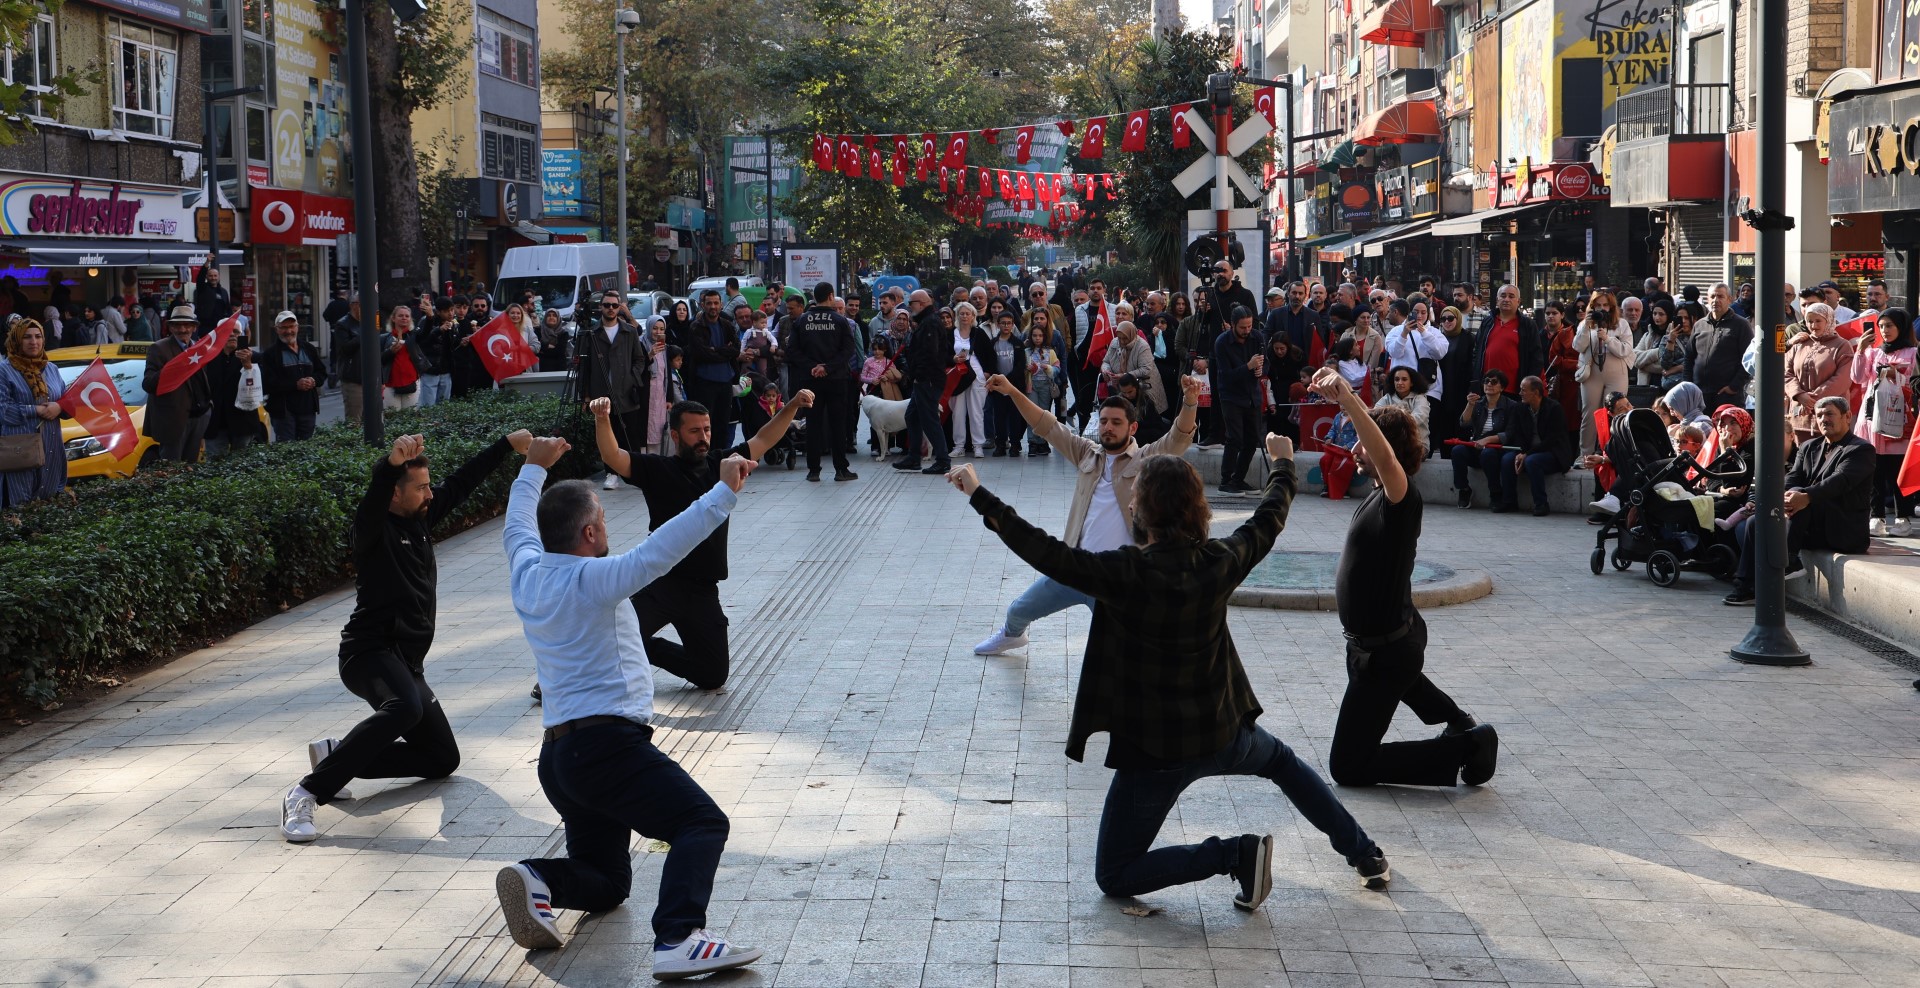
[987,264,1012,284]
[0,391,597,707]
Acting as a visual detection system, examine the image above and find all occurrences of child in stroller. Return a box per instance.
[740,374,801,468]
[1590,406,1751,586]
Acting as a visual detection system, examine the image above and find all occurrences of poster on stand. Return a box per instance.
[784,243,840,293]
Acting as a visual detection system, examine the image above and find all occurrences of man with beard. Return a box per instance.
[972,374,1201,656]
[284,429,536,842]
[588,392,810,689]
[891,289,954,474]
[1309,367,1498,789]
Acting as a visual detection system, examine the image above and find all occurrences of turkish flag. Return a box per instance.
[941,132,970,168]
[1120,110,1149,152]
[1081,117,1107,159]
[939,166,950,193]
[998,171,1015,200]
[1014,126,1035,164]
[983,128,999,145]
[1836,314,1875,341]
[890,147,908,187]
[812,133,832,171]
[1084,304,1112,369]
[1899,428,1920,496]
[1016,173,1033,204]
[56,358,138,456]
[917,133,936,180]
[979,167,994,197]
[954,167,968,196]
[1056,120,1075,138]
[837,135,860,176]
[1256,87,1276,126]
[157,312,240,395]
[1172,103,1193,148]
[471,312,538,382]
[868,147,886,181]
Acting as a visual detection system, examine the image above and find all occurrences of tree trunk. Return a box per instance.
[365,3,429,296]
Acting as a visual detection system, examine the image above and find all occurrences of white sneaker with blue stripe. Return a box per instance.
[496,863,563,950]
[652,928,762,980]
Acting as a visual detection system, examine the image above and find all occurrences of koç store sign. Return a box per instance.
[0,174,195,240]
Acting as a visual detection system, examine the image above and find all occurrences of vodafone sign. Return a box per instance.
[249,188,355,246]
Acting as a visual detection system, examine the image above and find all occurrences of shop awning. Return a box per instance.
[0,240,243,266]
[1314,230,1375,264]
[1274,161,1320,179]
[1361,219,1436,257]
[1353,100,1441,146]
[1320,140,1359,172]
[510,221,557,244]
[1358,0,1444,48]
[1429,210,1501,237]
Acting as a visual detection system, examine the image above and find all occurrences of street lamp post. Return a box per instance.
[614,6,638,297]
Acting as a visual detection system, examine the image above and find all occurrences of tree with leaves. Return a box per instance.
[0,0,87,145]
[361,0,471,291]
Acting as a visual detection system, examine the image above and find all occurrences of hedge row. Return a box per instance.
[0,391,598,707]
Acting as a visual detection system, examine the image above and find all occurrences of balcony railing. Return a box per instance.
[1615,82,1730,143]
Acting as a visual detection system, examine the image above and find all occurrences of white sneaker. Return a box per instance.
[1892,518,1912,537]
[282,785,318,843]
[973,628,1030,656]
[949,447,964,460]
[653,929,762,980]
[496,863,564,950]
[1870,517,1887,537]
[306,739,351,801]
[602,473,623,490]
[1589,493,1621,515]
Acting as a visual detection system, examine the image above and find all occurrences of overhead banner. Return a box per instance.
[984,121,1068,228]
[721,136,803,246]
[0,173,197,241]
[249,187,354,246]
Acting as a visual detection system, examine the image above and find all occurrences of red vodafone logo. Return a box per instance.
[1554,165,1593,199]
[261,199,297,235]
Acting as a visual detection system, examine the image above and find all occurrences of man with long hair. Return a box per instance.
[949,442,1389,910]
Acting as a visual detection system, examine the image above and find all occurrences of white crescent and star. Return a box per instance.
[487,335,513,359]
[80,381,114,415]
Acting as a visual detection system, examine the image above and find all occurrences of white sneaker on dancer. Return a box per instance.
[973,628,1029,655]
[496,863,564,950]
[281,785,318,843]
[1892,517,1912,537]
[602,473,623,490]
[306,738,352,800]
[653,929,762,980]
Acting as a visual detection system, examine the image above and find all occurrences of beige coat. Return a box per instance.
[1101,334,1166,412]
[1032,410,1194,548]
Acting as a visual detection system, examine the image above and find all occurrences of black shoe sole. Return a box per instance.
[1461,724,1499,786]
[1232,834,1273,910]
[1357,856,1391,891]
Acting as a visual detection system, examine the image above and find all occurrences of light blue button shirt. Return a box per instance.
[504,463,737,729]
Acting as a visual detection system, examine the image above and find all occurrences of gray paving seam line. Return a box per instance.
[416,471,904,987]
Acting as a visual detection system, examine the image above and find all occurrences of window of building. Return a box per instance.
[481,113,538,183]
[111,20,179,138]
[3,14,56,118]
[478,10,537,87]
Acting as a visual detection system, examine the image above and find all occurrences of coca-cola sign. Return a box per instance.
[0,172,196,241]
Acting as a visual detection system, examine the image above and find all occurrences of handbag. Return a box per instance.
[1868,373,1907,439]
[0,431,46,472]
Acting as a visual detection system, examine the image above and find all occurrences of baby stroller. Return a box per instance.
[1590,408,1747,587]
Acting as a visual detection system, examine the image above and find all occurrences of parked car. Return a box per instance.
[48,341,274,477]
[627,290,674,324]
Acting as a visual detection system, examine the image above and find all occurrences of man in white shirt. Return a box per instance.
[493,435,762,981]
[973,374,1202,655]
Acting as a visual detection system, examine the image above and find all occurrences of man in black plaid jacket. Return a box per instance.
[949,441,1390,911]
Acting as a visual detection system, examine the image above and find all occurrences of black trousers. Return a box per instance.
[1219,401,1260,485]
[633,580,731,689]
[1327,616,1471,788]
[804,381,852,472]
[1873,453,1916,519]
[843,378,861,449]
[902,380,949,467]
[1733,504,1867,590]
[1068,366,1097,430]
[301,646,461,804]
[523,721,728,946]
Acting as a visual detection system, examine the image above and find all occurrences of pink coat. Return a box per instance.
[1850,344,1916,454]
[1783,329,1853,436]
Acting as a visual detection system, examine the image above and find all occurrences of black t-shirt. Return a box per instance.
[624,441,751,584]
[1335,484,1422,636]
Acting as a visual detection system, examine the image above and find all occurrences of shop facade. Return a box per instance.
[1827,78,1920,308]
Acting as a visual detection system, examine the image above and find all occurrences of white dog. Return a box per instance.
[861,393,911,459]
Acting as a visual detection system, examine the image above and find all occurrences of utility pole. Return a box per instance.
[614,6,637,296]
[1731,0,1808,665]
[346,0,384,443]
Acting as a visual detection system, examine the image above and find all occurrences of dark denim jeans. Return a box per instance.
[523,721,729,946]
[1093,723,1379,898]
[1451,445,1508,502]
[903,380,948,466]
[1328,616,1472,787]
[1500,450,1562,508]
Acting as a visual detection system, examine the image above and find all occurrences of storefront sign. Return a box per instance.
[1829,88,1920,213]
[784,243,839,291]
[250,187,355,246]
[1833,252,1886,275]
[1376,167,1410,223]
[90,0,212,34]
[195,208,237,242]
[542,149,583,217]
[1409,158,1441,218]
[0,176,200,241]
[1492,161,1609,207]
[1337,181,1376,223]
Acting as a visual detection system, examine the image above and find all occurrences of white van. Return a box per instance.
[495,243,621,320]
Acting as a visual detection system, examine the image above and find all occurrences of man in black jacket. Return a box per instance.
[285,430,534,843]
[1724,396,1875,605]
[259,311,326,442]
[193,268,233,339]
[892,289,954,474]
[1688,283,1753,411]
[1201,260,1259,333]
[203,331,263,457]
[1498,376,1573,515]
[332,294,366,427]
[789,282,860,482]
[580,290,652,489]
[685,290,741,447]
[1211,307,1266,495]
[1267,281,1329,358]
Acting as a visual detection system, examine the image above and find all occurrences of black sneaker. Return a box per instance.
[990,445,1006,457]
[834,470,858,482]
[806,469,822,482]
[921,463,950,475]
[1461,724,1499,786]
[1456,489,1473,508]
[1723,587,1755,606]
[1231,834,1273,910]
[1355,854,1391,891]
[1435,714,1477,740]
[891,458,923,471]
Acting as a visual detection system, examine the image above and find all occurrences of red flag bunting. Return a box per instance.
[1056,120,1075,138]
[868,147,886,180]
[157,313,240,395]
[471,311,539,382]
[56,358,138,457]
[983,128,999,145]
[1014,126,1035,164]
[812,133,832,170]
[998,171,1015,199]
[1172,103,1193,148]
[941,132,970,168]
[838,135,860,176]
[1120,110,1150,152]
[1015,173,1033,203]
[1080,117,1107,159]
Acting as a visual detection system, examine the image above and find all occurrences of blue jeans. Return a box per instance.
[1450,445,1508,501]
[416,373,453,407]
[1500,451,1561,508]
[523,722,728,946]
[1094,724,1380,897]
[1004,576,1093,636]
[904,380,948,466]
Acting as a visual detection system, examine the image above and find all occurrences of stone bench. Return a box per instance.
[1182,445,1596,513]
[1788,542,1920,648]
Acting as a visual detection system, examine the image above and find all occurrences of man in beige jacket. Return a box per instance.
[972,372,1201,655]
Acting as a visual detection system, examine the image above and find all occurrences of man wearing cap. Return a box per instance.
[1818,281,1858,322]
[260,311,326,442]
[141,305,214,461]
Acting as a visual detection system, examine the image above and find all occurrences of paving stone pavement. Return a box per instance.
[1,448,1918,988]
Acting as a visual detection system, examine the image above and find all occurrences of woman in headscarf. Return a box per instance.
[1661,380,1712,432]
[664,299,694,351]
[537,308,571,372]
[1853,306,1918,536]
[1700,405,1754,514]
[0,319,67,506]
[1784,301,1854,444]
